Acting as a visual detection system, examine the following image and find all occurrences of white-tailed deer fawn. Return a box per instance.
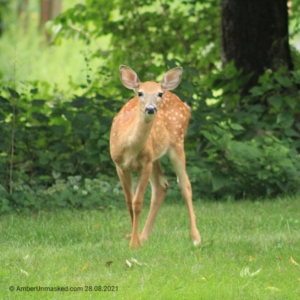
[110,65,201,248]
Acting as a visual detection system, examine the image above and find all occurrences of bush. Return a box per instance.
[0,76,119,186]
[186,66,300,199]
[0,173,124,213]
[1,63,300,211]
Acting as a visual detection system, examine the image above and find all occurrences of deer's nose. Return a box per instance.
[145,105,157,115]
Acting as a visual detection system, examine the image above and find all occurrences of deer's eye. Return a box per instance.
[137,91,143,97]
[158,92,163,97]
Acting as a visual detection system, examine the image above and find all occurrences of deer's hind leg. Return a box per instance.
[168,147,201,245]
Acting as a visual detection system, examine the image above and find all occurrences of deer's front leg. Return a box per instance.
[141,160,169,242]
[116,167,134,224]
[130,163,152,248]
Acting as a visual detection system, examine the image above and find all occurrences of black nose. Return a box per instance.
[145,105,157,115]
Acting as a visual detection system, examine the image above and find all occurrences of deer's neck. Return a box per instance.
[127,111,154,155]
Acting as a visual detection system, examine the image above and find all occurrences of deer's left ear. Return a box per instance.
[161,67,183,91]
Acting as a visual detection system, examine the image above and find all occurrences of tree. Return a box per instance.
[52,0,221,79]
[221,0,294,93]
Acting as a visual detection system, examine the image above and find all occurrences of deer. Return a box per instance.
[110,65,201,248]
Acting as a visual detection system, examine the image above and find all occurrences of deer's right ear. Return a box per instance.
[120,65,140,90]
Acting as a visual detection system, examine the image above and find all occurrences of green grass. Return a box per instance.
[1,196,300,299]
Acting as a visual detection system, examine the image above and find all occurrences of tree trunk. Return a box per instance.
[40,0,62,42]
[221,0,293,92]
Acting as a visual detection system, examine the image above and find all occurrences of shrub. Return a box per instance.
[186,66,300,199]
[1,64,300,212]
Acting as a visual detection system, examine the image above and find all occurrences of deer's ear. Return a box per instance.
[161,67,183,91]
[120,65,141,90]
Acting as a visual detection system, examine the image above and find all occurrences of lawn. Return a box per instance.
[1,196,300,299]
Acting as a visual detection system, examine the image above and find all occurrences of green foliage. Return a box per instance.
[1,0,300,211]
[0,172,124,213]
[186,67,300,199]
[0,73,124,212]
[2,64,300,209]
[0,78,115,179]
[51,0,221,76]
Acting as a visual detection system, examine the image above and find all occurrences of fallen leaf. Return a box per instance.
[240,267,250,277]
[81,264,88,271]
[125,260,132,268]
[250,268,262,277]
[106,261,113,267]
[20,269,29,276]
[266,286,280,291]
[249,256,255,262]
[131,258,142,266]
[289,257,299,266]
[240,267,262,277]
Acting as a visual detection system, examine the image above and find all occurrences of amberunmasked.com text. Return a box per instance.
[9,285,118,292]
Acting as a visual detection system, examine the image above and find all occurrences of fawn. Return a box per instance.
[110,65,201,248]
